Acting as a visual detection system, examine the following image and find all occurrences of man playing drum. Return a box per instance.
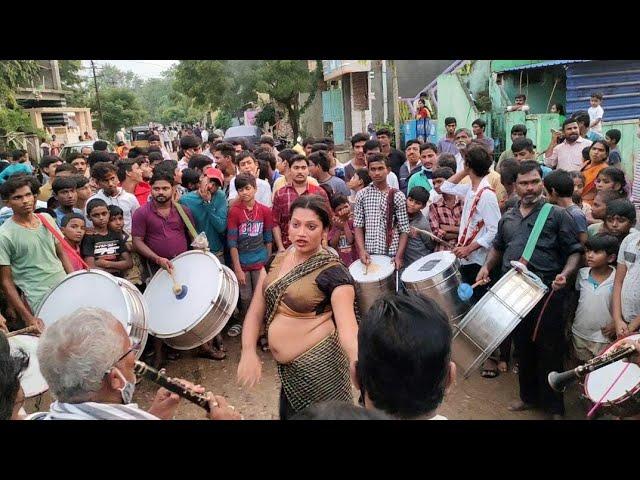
[132,170,224,366]
[476,161,583,419]
[0,175,73,333]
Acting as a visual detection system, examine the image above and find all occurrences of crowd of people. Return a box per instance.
[0,97,639,420]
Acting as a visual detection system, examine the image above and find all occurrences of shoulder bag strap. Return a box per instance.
[35,213,89,269]
[385,188,398,253]
[172,201,198,241]
[519,203,553,265]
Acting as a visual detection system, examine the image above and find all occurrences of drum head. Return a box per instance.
[349,255,395,283]
[585,334,640,404]
[37,270,133,333]
[144,251,222,337]
[9,335,48,398]
[401,251,457,283]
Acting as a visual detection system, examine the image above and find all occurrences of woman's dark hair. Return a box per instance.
[86,198,108,216]
[289,194,331,230]
[0,333,30,420]
[598,167,626,194]
[582,146,591,161]
[465,146,492,177]
[291,401,390,420]
[354,167,372,187]
[585,234,619,258]
[590,140,610,157]
[605,198,637,224]
[330,194,349,211]
[107,205,124,218]
[357,292,452,419]
[543,169,574,198]
[234,172,257,191]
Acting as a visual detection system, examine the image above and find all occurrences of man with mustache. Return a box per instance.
[544,119,592,172]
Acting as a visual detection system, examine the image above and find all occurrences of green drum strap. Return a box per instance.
[520,203,553,264]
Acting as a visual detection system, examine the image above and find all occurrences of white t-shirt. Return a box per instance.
[85,188,140,235]
[618,231,640,323]
[228,176,272,207]
[573,266,615,343]
[588,105,604,133]
[201,130,209,143]
[387,171,399,190]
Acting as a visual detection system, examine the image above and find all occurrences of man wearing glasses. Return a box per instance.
[27,307,240,420]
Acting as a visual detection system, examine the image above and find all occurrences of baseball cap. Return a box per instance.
[203,166,224,187]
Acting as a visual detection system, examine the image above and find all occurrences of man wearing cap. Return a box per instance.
[178,166,227,263]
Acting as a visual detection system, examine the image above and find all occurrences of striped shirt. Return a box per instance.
[30,401,159,420]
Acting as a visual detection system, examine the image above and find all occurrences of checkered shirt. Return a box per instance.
[353,184,410,256]
[428,196,463,252]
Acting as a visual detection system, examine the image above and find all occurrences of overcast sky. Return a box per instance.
[82,60,178,79]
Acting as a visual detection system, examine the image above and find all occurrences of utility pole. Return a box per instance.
[90,60,104,133]
[390,60,401,148]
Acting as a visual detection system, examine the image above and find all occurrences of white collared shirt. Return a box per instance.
[85,188,140,234]
[228,176,273,207]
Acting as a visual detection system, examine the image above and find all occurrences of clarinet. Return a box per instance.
[134,360,211,412]
[548,343,637,392]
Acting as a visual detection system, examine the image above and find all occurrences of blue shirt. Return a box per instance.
[178,190,227,254]
[54,207,83,226]
[0,163,33,184]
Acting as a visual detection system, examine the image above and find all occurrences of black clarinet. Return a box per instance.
[548,343,637,392]
[134,360,211,412]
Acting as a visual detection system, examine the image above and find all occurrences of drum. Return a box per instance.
[584,334,640,418]
[349,255,396,316]
[401,251,469,324]
[8,335,48,398]
[144,250,239,350]
[452,263,548,378]
[36,270,148,359]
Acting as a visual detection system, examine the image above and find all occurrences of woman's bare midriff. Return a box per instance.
[268,311,336,364]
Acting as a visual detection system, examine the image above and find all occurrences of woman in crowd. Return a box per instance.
[581,140,610,206]
[237,195,358,419]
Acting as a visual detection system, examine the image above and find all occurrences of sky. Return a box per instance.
[82,60,178,79]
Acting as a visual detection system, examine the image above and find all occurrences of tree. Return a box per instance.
[0,60,40,108]
[254,60,321,141]
[97,63,144,91]
[214,110,232,130]
[58,60,89,107]
[91,88,148,139]
[255,104,276,128]
[138,77,174,121]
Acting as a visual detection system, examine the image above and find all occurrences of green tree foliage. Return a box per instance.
[255,104,276,128]
[58,60,90,107]
[254,60,321,140]
[97,63,144,91]
[138,77,173,121]
[92,88,148,138]
[214,110,232,130]
[0,60,41,108]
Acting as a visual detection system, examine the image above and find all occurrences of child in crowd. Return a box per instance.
[604,129,622,167]
[544,170,588,244]
[226,173,273,338]
[588,92,604,136]
[404,186,434,265]
[346,167,371,205]
[572,234,619,362]
[588,189,626,238]
[603,198,637,241]
[428,167,462,252]
[436,153,458,172]
[74,175,93,210]
[81,199,132,277]
[52,176,82,226]
[569,171,593,221]
[108,205,144,288]
[499,158,520,212]
[596,167,627,197]
[60,213,87,272]
[612,226,640,338]
[329,195,359,266]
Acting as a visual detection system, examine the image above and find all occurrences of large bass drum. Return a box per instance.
[401,251,470,324]
[144,250,239,350]
[349,255,396,316]
[36,269,148,358]
[452,262,548,378]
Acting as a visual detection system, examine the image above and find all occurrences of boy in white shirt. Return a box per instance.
[572,234,619,362]
[588,92,605,135]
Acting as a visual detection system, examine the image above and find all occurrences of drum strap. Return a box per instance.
[172,201,199,241]
[35,214,89,269]
[519,203,553,265]
[385,188,398,253]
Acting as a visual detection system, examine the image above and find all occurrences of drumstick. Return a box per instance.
[6,325,39,337]
[412,227,455,247]
[168,270,188,299]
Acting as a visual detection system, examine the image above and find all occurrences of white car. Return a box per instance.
[59,140,114,161]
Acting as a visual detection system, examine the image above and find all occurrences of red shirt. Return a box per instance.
[272,182,329,248]
[134,182,151,206]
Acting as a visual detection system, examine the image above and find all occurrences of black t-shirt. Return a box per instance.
[81,230,127,261]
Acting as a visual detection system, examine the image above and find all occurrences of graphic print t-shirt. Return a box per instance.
[81,230,127,265]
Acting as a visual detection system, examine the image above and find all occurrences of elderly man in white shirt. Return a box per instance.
[29,307,241,420]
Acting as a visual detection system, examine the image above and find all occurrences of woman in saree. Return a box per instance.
[581,140,610,207]
[237,194,358,419]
